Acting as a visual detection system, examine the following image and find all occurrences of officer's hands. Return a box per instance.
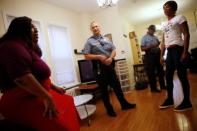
[99,55,107,63]
[98,55,113,65]
[103,57,113,65]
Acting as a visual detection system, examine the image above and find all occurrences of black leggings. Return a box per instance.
[165,46,190,103]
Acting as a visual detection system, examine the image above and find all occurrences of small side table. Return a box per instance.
[75,84,100,101]
[74,94,96,126]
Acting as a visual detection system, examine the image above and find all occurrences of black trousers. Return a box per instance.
[144,50,165,90]
[94,61,127,111]
[165,46,190,103]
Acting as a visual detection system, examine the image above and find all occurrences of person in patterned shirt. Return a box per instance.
[159,1,192,111]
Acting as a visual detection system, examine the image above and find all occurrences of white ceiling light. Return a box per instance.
[96,0,120,8]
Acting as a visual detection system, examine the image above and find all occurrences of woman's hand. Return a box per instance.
[43,95,58,119]
[52,85,65,94]
[14,73,58,119]
[180,52,189,62]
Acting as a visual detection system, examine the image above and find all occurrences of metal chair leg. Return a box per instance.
[84,104,91,126]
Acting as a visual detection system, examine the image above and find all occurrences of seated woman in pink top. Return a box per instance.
[0,16,80,131]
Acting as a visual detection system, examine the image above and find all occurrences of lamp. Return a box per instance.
[96,0,120,8]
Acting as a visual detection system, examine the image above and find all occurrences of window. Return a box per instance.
[48,24,76,86]
[5,15,46,60]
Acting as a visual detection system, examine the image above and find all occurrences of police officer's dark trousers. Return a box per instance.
[144,50,165,91]
[95,62,128,112]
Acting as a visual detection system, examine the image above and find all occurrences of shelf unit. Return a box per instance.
[115,59,130,92]
[133,63,147,82]
[133,63,148,90]
[129,31,142,64]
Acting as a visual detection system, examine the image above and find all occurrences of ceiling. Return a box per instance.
[41,0,197,25]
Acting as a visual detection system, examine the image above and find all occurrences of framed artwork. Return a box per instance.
[104,33,113,42]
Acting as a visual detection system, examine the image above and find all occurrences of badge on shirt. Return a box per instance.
[92,42,100,46]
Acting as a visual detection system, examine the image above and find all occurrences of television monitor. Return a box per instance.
[78,60,96,83]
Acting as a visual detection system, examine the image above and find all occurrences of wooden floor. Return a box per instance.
[80,72,197,131]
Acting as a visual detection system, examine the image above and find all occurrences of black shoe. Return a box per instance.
[107,110,117,117]
[121,103,136,110]
[174,102,192,112]
[151,89,161,93]
[159,99,174,109]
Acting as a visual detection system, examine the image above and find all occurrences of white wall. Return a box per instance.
[121,18,136,86]
[88,6,136,87]
[0,9,5,37]
[0,0,136,87]
[90,7,125,59]
[76,7,136,87]
[187,10,197,50]
[135,9,197,51]
[79,13,92,45]
[0,0,84,84]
